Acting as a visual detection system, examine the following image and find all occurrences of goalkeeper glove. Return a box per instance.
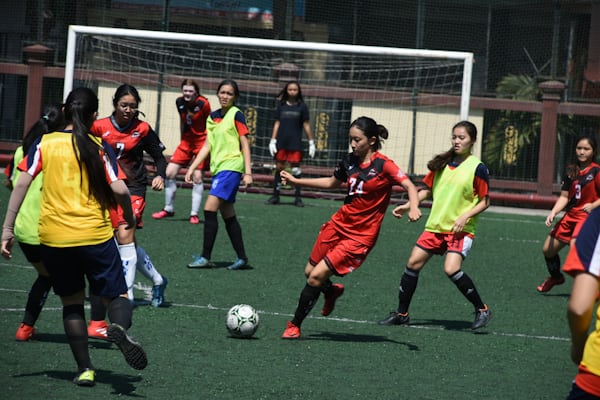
[269,139,277,157]
[308,140,316,158]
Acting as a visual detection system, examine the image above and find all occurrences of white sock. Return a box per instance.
[191,182,204,216]
[118,242,137,302]
[136,246,163,286]
[164,178,177,212]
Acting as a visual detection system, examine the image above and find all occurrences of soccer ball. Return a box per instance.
[226,304,260,338]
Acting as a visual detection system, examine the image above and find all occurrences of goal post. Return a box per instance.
[64,24,474,180]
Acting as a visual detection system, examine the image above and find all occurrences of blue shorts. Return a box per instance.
[41,238,127,298]
[209,170,242,203]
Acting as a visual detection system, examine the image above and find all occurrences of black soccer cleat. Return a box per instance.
[378,311,410,326]
[107,323,148,370]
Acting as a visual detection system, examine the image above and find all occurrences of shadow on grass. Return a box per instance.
[413,318,492,334]
[306,331,420,350]
[12,368,144,395]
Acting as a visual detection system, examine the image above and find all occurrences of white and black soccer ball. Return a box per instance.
[226,304,260,338]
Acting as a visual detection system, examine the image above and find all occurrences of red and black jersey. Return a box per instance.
[329,152,411,247]
[563,162,600,214]
[91,115,167,197]
[177,94,211,143]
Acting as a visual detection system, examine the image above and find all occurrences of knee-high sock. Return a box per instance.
[89,293,106,321]
[292,171,302,197]
[136,246,163,286]
[202,210,218,259]
[22,275,51,326]
[545,254,563,278]
[191,183,204,216]
[224,215,247,260]
[398,267,420,314]
[164,178,177,212]
[118,243,137,302]
[63,304,91,371]
[291,284,321,327]
[449,270,485,309]
[107,296,133,330]
[273,171,281,195]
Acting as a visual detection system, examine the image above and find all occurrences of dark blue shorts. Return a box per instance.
[41,238,127,298]
[18,242,42,264]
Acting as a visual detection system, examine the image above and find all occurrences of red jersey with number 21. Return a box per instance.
[329,152,410,247]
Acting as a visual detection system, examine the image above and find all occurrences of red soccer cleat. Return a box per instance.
[537,275,565,293]
[152,209,174,219]
[281,321,301,339]
[15,323,35,341]
[321,283,345,316]
[88,320,108,340]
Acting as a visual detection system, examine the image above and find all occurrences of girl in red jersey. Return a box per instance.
[378,120,492,330]
[1,87,146,385]
[537,135,600,293]
[280,116,421,339]
[153,79,212,224]
[87,84,169,339]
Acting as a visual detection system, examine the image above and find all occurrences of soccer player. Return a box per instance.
[153,79,212,224]
[378,120,492,330]
[280,116,421,339]
[87,84,169,339]
[265,80,315,207]
[184,79,253,270]
[562,207,600,399]
[5,104,64,341]
[536,135,600,293]
[1,87,147,386]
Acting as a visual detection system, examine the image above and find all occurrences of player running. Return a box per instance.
[153,79,212,224]
[536,135,600,293]
[280,116,421,339]
[378,120,492,330]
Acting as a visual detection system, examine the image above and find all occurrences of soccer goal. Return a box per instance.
[64,25,473,183]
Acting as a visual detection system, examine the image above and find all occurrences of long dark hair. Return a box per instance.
[350,116,388,151]
[427,120,477,172]
[566,135,598,180]
[23,103,64,154]
[277,80,304,104]
[64,87,116,212]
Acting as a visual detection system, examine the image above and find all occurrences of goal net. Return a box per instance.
[65,25,473,198]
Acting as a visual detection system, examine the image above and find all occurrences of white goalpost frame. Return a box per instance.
[64,25,473,120]
[64,24,475,181]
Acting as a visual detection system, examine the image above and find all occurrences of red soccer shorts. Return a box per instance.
[308,221,370,276]
[415,230,474,258]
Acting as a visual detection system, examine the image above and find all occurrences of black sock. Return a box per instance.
[545,255,563,279]
[225,215,247,260]
[320,279,333,295]
[89,293,106,321]
[63,304,91,371]
[274,171,281,195]
[398,267,419,314]
[202,210,219,259]
[22,275,51,326]
[449,270,485,310]
[291,284,321,327]
[107,296,133,329]
[293,173,302,197]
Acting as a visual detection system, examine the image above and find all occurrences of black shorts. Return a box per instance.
[18,242,42,264]
[41,238,127,298]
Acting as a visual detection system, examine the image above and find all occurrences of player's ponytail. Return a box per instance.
[22,104,64,154]
[64,87,116,213]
